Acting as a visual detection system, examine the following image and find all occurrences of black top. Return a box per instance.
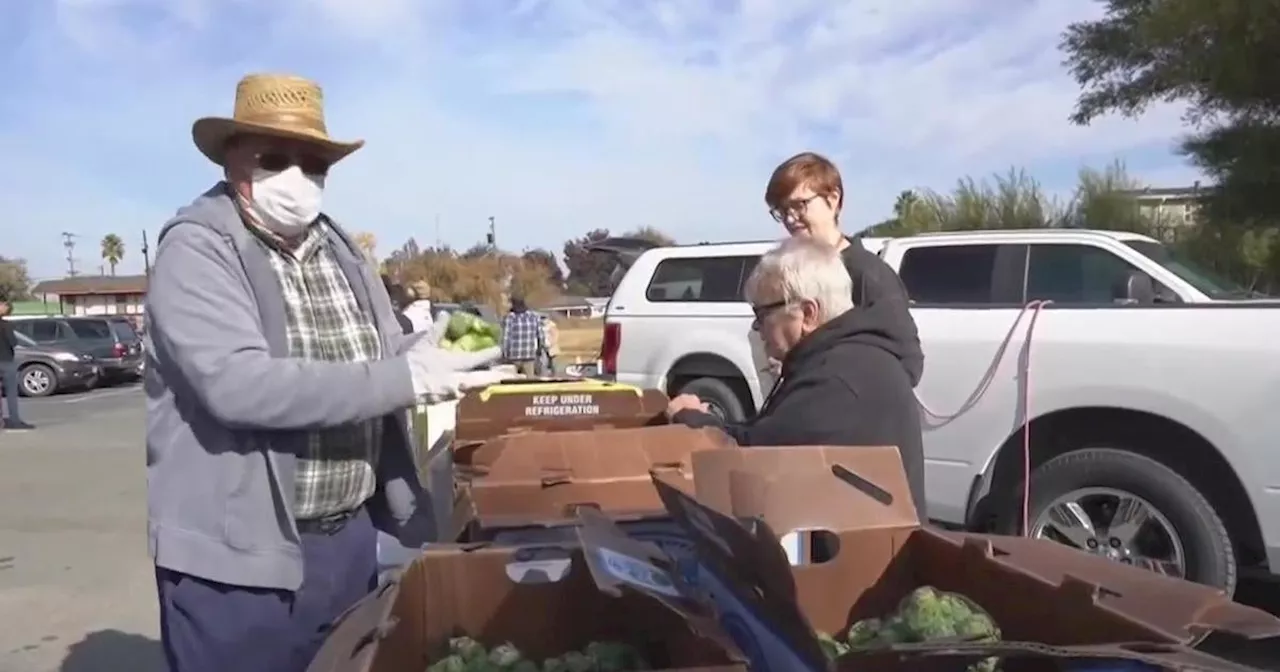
[394,310,414,335]
[0,317,15,361]
[672,307,927,511]
[840,237,924,387]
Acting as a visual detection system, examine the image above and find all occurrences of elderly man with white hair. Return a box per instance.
[666,236,925,508]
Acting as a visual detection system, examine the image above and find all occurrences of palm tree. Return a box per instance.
[101,234,125,276]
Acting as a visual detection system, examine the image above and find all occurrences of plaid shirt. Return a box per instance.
[501,310,544,361]
[237,197,384,520]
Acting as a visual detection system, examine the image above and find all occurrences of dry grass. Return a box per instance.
[555,317,603,359]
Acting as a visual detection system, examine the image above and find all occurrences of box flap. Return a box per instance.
[690,446,918,532]
[840,641,1267,672]
[455,426,733,521]
[692,445,1280,645]
[455,381,668,443]
[572,506,746,664]
[307,572,402,672]
[651,474,834,671]
[957,532,1280,642]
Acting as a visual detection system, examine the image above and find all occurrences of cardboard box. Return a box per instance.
[574,446,1280,672]
[454,380,669,444]
[452,425,733,535]
[307,544,745,672]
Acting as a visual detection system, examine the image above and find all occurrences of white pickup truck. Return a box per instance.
[591,229,1280,593]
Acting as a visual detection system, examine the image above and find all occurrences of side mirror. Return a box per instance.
[1116,271,1156,305]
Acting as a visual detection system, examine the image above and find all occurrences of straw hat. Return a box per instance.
[192,73,365,167]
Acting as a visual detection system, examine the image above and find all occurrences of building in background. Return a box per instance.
[30,275,147,317]
[536,295,608,319]
[1118,183,1205,227]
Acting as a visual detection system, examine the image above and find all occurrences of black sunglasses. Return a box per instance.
[257,151,330,177]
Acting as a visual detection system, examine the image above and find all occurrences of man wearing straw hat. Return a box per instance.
[145,73,503,672]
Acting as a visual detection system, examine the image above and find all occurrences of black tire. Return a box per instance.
[19,363,58,398]
[1001,448,1235,593]
[677,377,747,423]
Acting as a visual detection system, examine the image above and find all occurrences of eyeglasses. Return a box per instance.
[750,300,790,329]
[769,194,823,222]
[256,151,330,177]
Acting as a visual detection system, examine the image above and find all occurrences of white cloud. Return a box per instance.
[1,0,1201,279]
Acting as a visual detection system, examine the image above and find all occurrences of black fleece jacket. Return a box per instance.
[672,307,927,511]
[841,237,924,387]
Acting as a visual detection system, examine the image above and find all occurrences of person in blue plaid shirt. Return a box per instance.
[502,296,545,376]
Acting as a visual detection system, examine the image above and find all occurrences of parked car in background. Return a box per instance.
[9,315,144,384]
[1,331,100,397]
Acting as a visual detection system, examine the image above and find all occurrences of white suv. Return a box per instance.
[593,229,1280,592]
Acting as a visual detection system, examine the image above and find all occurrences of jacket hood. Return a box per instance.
[783,303,912,375]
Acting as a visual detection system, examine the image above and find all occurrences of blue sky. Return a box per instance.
[0,0,1200,281]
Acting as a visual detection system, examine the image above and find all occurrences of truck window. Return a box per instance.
[1026,244,1146,304]
[899,245,1010,304]
[646,256,757,302]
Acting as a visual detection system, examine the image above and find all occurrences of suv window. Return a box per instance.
[1026,244,1145,303]
[67,320,113,340]
[899,245,1008,304]
[109,320,138,341]
[647,256,757,302]
[16,319,62,342]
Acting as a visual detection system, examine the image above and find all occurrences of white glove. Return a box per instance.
[419,309,451,346]
[406,337,504,399]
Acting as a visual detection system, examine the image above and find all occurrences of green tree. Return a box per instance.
[864,190,938,237]
[1061,0,1280,221]
[0,257,31,301]
[562,229,615,297]
[624,226,677,246]
[921,168,1058,231]
[1066,161,1154,234]
[101,233,125,275]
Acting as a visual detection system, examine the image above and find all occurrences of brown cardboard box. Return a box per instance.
[454,380,669,444]
[306,545,745,672]
[575,446,1280,671]
[452,425,734,540]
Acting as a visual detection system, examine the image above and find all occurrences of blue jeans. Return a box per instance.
[1,360,20,423]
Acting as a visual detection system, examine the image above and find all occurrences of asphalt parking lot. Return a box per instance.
[2,383,1280,671]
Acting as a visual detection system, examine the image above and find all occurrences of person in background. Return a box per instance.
[502,296,545,376]
[402,280,435,333]
[665,237,926,510]
[539,314,560,376]
[146,73,504,672]
[381,275,415,335]
[0,294,33,431]
[764,151,924,387]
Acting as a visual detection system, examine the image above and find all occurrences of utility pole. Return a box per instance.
[142,230,152,275]
[486,216,496,251]
[61,232,78,277]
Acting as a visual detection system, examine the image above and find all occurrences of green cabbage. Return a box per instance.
[427,637,650,672]
[821,586,1001,672]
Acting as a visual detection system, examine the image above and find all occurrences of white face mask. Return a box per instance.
[249,166,324,235]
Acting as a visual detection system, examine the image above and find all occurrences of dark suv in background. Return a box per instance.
[1,331,101,397]
[10,316,143,384]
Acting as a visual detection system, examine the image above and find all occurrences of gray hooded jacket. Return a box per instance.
[145,184,431,591]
